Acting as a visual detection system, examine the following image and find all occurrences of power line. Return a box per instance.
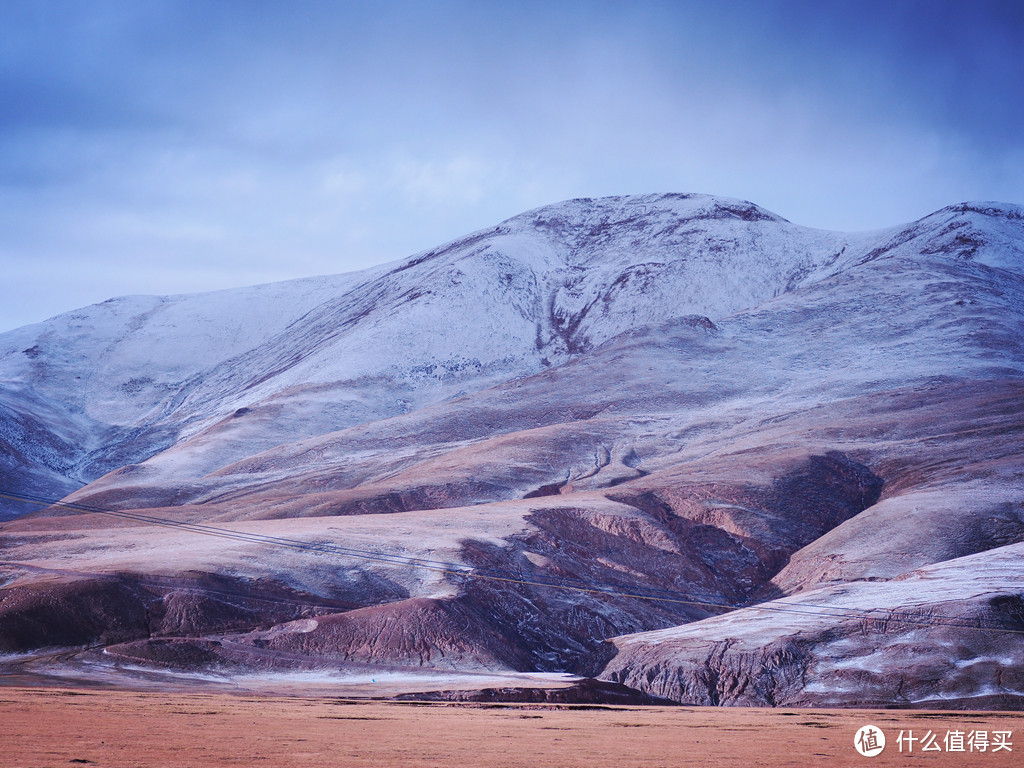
[1,489,1022,635]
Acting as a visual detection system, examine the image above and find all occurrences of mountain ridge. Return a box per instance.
[2,192,1023,706]
[6,191,1013,500]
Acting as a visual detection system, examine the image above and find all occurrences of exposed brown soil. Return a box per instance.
[2,686,1021,767]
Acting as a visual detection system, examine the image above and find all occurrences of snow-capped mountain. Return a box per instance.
[0,194,866,501]
[1,193,1023,706]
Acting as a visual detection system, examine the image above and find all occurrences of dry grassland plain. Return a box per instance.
[2,687,1022,767]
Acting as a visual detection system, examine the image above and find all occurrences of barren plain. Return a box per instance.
[4,686,1023,768]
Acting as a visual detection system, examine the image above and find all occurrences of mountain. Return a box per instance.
[1,193,1023,706]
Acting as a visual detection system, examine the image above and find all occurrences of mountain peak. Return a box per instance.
[2,193,1024,707]
[503,192,786,237]
[847,199,1024,273]
[1,193,1020,496]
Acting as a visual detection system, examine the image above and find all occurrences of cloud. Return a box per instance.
[0,0,1021,331]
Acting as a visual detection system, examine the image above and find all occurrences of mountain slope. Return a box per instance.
[1,193,1023,705]
[0,194,869,504]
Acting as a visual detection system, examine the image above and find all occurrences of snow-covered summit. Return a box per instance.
[1,193,1022,510]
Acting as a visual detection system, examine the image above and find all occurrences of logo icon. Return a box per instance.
[855,725,886,757]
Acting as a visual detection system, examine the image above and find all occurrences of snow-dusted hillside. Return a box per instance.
[1,193,1023,706]
[0,193,881,506]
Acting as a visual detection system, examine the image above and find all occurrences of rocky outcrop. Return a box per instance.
[601,545,1024,708]
[393,677,675,705]
[0,571,350,654]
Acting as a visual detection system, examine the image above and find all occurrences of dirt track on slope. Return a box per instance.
[2,686,1022,767]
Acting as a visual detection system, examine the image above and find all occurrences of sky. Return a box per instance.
[1,0,1022,332]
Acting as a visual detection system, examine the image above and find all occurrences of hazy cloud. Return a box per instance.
[1,0,1021,330]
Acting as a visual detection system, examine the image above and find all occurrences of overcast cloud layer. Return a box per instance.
[1,0,1022,331]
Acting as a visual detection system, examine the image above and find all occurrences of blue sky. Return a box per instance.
[1,0,1022,331]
